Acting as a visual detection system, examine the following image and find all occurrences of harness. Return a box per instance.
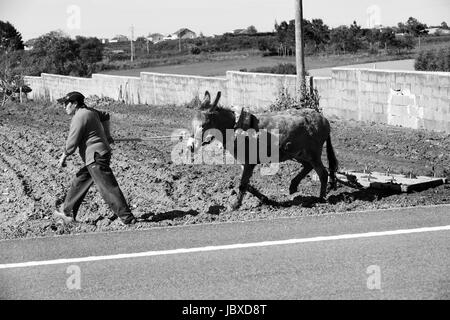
[191,108,260,146]
[234,108,259,131]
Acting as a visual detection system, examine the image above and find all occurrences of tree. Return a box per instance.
[0,21,24,53]
[274,20,295,56]
[404,17,428,36]
[329,21,364,54]
[391,34,415,54]
[330,25,349,53]
[414,50,427,70]
[0,50,29,106]
[364,28,381,53]
[246,25,258,34]
[24,30,102,76]
[379,27,396,50]
[75,36,103,64]
[396,22,408,34]
[32,31,79,75]
[441,21,449,30]
[310,19,330,49]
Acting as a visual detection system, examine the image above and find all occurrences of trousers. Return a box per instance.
[63,152,134,223]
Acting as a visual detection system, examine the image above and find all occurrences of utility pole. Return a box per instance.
[295,0,306,98]
[130,25,135,62]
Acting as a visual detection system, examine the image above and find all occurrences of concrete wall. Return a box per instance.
[24,68,450,133]
[330,68,450,133]
[140,73,227,106]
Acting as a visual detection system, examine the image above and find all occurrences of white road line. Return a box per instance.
[1,225,449,270]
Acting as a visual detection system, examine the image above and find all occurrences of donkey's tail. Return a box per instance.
[326,135,339,187]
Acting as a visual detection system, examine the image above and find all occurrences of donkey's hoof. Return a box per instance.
[229,201,241,211]
[329,181,338,191]
[318,197,327,204]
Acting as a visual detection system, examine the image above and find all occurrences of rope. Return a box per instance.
[115,134,186,142]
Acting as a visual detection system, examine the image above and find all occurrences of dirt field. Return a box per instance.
[0,100,449,240]
[100,52,413,77]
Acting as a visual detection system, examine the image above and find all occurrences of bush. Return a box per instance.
[298,84,321,113]
[190,46,201,55]
[183,94,202,109]
[415,47,450,71]
[269,86,297,111]
[250,63,297,75]
[268,82,321,113]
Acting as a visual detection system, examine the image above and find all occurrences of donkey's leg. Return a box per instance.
[231,164,256,210]
[312,161,329,200]
[247,184,276,205]
[289,162,313,195]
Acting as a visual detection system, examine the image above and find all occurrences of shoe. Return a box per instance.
[121,216,137,225]
[53,209,74,224]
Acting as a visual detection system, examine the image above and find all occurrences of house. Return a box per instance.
[110,35,129,43]
[24,39,36,51]
[163,34,178,41]
[99,38,109,44]
[147,33,164,43]
[173,28,197,39]
[233,29,247,34]
[426,27,450,35]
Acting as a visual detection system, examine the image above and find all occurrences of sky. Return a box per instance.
[1,0,449,41]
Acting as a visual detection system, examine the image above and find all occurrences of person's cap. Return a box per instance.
[57,91,85,105]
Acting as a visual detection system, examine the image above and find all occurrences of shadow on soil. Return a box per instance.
[255,185,402,209]
[139,209,199,222]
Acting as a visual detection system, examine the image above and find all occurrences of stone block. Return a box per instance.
[374,103,384,114]
[438,75,450,86]
[422,86,432,97]
[361,72,369,81]
[368,73,377,82]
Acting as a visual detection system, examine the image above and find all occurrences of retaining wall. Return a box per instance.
[24,68,450,133]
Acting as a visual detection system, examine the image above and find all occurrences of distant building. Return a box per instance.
[394,33,407,38]
[233,29,247,34]
[147,33,164,43]
[100,38,109,44]
[426,27,450,35]
[163,34,178,41]
[24,39,36,51]
[110,35,129,43]
[173,28,197,39]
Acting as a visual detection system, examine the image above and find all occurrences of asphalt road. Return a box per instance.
[1,205,449,300]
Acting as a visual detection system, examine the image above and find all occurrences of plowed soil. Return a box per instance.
[1,100,449,240]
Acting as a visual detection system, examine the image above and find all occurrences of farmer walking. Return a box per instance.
[54,91,136,225]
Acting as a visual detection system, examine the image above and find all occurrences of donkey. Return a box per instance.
[187,91,338,210]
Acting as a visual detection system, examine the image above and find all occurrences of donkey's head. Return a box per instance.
[187,90,234,152]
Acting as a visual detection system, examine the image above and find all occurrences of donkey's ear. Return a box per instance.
[200,91,211,109]
[211,91,221,110]
[202,91,211,105]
